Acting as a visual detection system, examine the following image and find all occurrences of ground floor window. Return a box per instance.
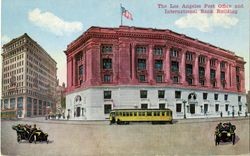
[176,103,182,112]
[215,104,219,112]
[159,103,165,109]
[141,103,148,109]
[104,104,112,114]
[239,105,242,111]
[204,104,208,114]
[225,104,229,112]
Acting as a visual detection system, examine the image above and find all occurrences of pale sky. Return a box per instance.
[1,0,249,95]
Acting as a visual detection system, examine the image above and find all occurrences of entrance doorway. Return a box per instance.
[76,107,81,117]
[204,104,208,114]
[190,104,195,114]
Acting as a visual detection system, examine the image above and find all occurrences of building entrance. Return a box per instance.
[76,107,81,117]
[190,104,195,114]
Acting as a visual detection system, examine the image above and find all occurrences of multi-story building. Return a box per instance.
[1,33,57,118]
[65,26,247,120]
[55,79,66,113]
[247,90,250,113]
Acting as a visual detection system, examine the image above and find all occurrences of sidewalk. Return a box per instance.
[12,116,250,125]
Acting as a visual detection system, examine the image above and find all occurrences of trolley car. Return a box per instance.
[109,109,173,124]
[1,109,17,119]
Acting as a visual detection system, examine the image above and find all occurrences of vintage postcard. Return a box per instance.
[1,0,250,155]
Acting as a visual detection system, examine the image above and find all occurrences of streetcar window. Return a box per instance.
[161,112,165,116]
[142,112,145,116]
[126,112,129,116]
[156,112,160,116]
[139,112,142,116]
[166,111,169,116]
[130,112,133,116]
[134,112,137,116]
[123,112,125,116]
[147,112,152,116]
[153,112,156,116]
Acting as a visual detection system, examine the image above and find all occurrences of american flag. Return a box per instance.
[121,6,133,20]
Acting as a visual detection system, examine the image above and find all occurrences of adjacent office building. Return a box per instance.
[1,33,57,118]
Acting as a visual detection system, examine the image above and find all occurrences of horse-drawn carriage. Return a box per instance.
[215,122,236,145]
[12,124,49,144]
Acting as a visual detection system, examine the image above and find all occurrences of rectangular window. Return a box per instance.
[187,78,193,85]
[156,75,163,83]
[104,104,112,114]
[220,62,225,69]
[225,104,229,111]
[158,90,165,99]
[203,93,208,100]
[155,60,163,70]
[138,59,146,70]
[176,104,182,112]
[171,61,179,72]
[139,75,146,82]
[103,59,112,69]
[186,52,193,61]
[238,96,241,102]
[236,67,240,73]
[214,94,218,100]
[136,46,147,54]
[104,91,111,99]
[210,69,216,80]
[10,98,15,109]
[215,104,219,112]
[159,103,165,109]
[199,67,205,78]
[210,59,216,67]
[79,65,83,76]
[224,94,228,101]
[173,76,179,83]
[200,79,205,86]
[154,47,163,55]
[140,90,147,98]
[175,91,181,99]
[101,45,112,53]
[186,64,193,76]
[141,104,148,109]
[239,105,242,111]
[170,48,178,57]
[221,72,225,81]
[198,56,206,64]
[104,75,111,83]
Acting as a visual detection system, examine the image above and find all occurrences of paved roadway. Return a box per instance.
[1,117,250,156]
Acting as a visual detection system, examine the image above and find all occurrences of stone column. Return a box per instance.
[148,44,154,84]
[216,60,221,88]
[72,57,76,86]
[165,46,170,83]
[231,64,236,90]
[240,68,245,92]
[180,50,186,84]
[225,62,230,89]
[193,54,199,85]
[205,57,211,87]
[131,43,136,81]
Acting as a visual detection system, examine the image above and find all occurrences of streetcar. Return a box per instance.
[1,109,17,119]
[109,109,173,124]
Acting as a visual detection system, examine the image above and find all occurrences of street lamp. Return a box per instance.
[183,100,187,119]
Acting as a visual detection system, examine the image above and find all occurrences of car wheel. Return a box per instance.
[17,134,21,143]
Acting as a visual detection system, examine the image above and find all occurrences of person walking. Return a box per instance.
[220,111,223,118]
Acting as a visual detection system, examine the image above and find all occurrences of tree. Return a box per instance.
[61,97,66,109]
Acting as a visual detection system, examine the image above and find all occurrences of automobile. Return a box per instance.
[214,122,236,145]
[12,124,49,144]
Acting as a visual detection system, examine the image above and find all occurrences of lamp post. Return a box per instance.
[183,100,187,119]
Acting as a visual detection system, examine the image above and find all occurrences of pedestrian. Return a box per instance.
[245,112,248,117]
[220,111,223,118]
[238,111,240,117]
[232,111,234,118]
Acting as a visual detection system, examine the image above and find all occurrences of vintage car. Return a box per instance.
[12,124,49,144]
[215,122,236,145]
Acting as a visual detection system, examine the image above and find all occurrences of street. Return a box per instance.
[1,117,250,156]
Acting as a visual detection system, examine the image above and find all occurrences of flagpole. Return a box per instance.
[120,3,123,26]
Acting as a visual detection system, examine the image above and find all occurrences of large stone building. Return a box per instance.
[55,79,66,114]
[1,33,57,118]
[247,90,250,113]
[65,26,247,120]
